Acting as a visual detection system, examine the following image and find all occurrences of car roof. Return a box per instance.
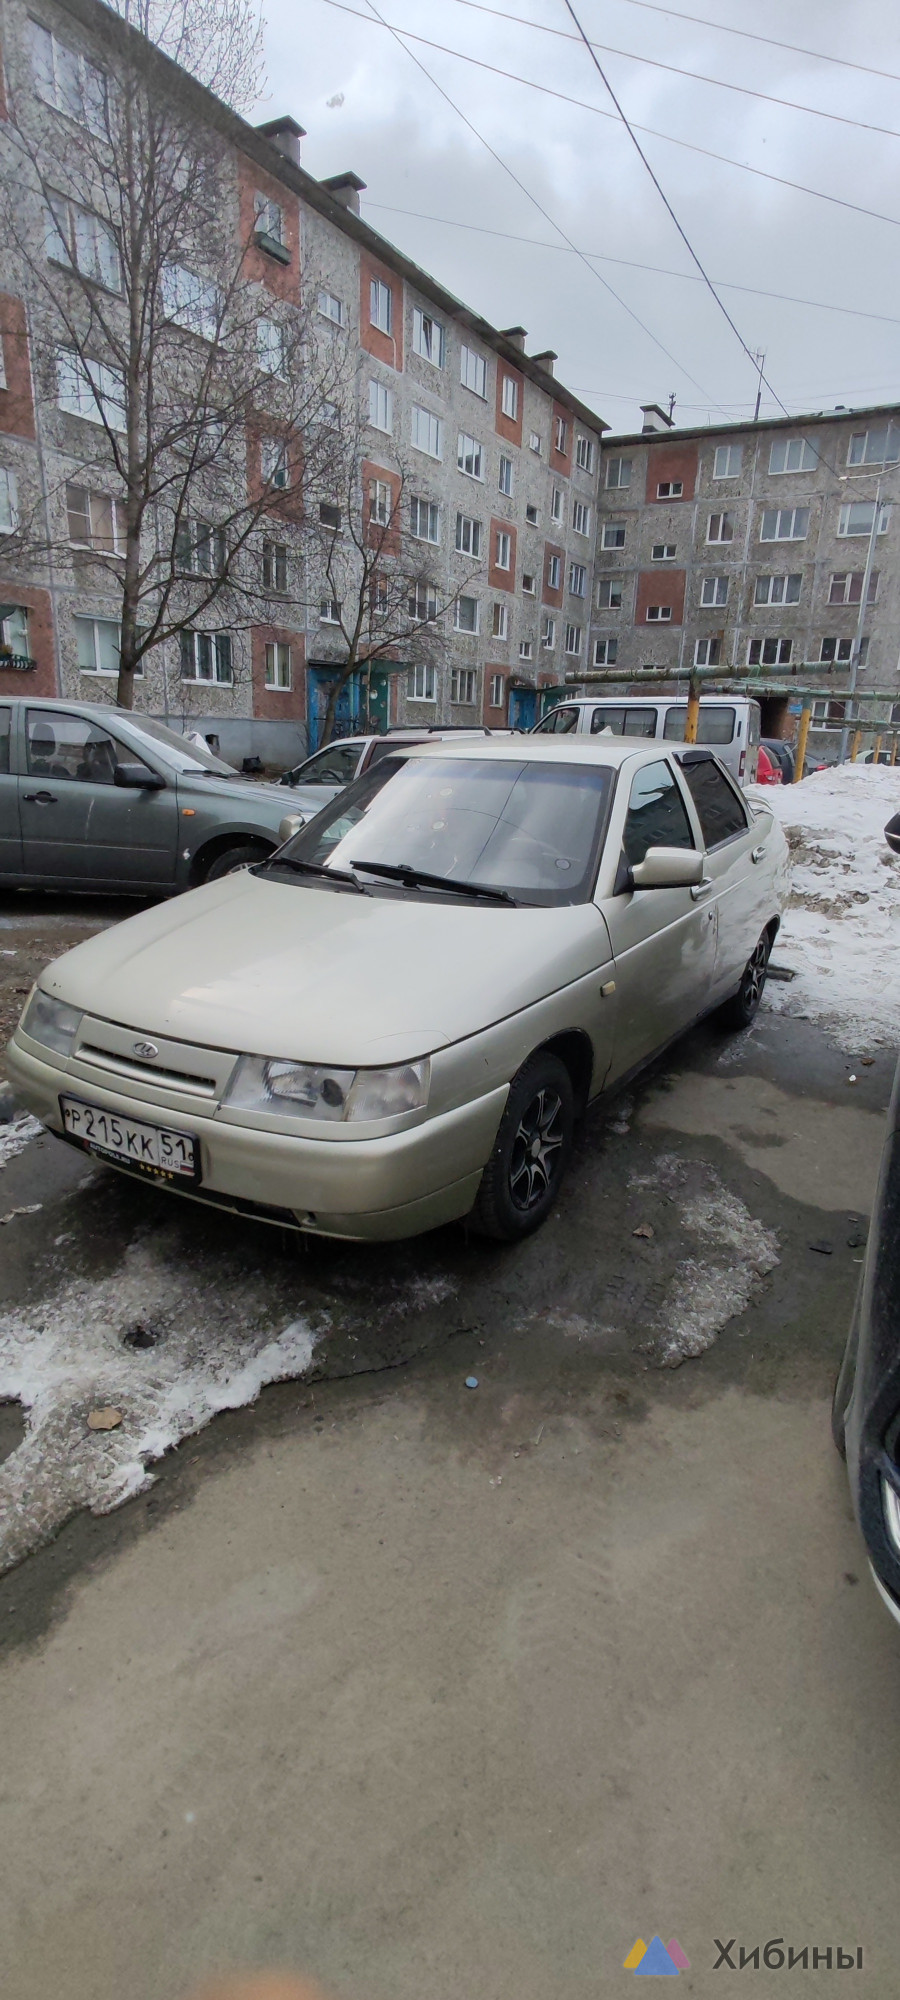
[561,693,752,706]
[397,735,668,768]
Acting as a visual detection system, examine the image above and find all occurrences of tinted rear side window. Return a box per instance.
[682,760,748,846]
[663,704,736,744]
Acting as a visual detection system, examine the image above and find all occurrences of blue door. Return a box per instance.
[508,687,536,731]
[307,669,360,752]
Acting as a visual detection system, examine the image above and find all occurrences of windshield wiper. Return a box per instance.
[349,858,518,905]
[258,855,370,894]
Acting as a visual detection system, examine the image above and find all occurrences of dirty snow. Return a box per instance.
[755,765,900,1051]
[630,1155,779,1367]
[0,1113,42,1169]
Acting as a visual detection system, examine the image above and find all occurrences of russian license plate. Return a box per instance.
[59,1094,199,1181]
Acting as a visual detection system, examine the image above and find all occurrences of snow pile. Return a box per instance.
[756,765,900,1051]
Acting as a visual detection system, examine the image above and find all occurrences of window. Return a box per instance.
[407,663,436,701]
[552,415,567,454]
[819,636,869,666]
[493,527,510,569]
[541,617,556,649]
[707,512,734,543]
[812,699,848,727]
[492,602,508,639]
[713,443,742,478]
[596,577,622,610]
[525,503,538,526]
[412,308,445,366]
[262,540,287,592]
[754,572,802,605]
[828,570,878,605]
[537,705,578,734]
[646,604,671,622]
[175,519,226,576]
[589,705,657,738]
[575,434,595,473]
[652,542,676,561]
[551,485,564,523]
[489,674,505,708]
[27,710,142,786]
[623,760,694,867]
[847,426,900,467]
[317,289,344,325]
[748,636,792,665]
[371,576,389,620]
[411,405,443,458]
[0,468,18,534]
[522,571,536,594]
[602,520,626,550]
[66,483,125,553]
[760,506,809,541]
[368,481,391,528]
[450,668,477,704]
[498,455,514,497]
[501,375,519,419]
[370,278,392,334]
[179,631,233,682]
[454,595,479,633]
[529,431,541,454]
[456,513,483,557]
[682,761,748,846]
[319,500,342,531]
[408,582,438,622]
[663,707,736,746]
[45,196,119,290]
[319,597,341,625]
[257,317,286,376]
[769,436,817,474]
[656,480,683,499]
[410,496,440,542]
[161,264,221,342]
[457,433,484,479]
[572,500,591,536]
[518,640,533,662]
[74,615,123,676]
[593,637,617,666]
[254,193,287,257]
[701,575,728,606]
[569,562,586,596]
[564,622,582,655]
[460,345,487,397]
[30,21,106,134]
[0,607,29,657]
[695,637,721,665]
[838,500,890,538]
[265,642,291,689]
[546,553,561,592]
[261,437,289,489]
[368,379,393,433]
[57,348,125,429]
[605,456,631,489]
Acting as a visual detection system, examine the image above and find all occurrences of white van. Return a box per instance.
[533,695,761,785]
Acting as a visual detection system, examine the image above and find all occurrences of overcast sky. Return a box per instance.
[257,0,900,436]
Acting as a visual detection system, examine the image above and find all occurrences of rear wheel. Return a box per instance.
[203,842,270,883]
[719,928,772,1030]
[468,1052,575,1242]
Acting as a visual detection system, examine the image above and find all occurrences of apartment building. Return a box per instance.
[590,402,900,747]
[0,0,605,761]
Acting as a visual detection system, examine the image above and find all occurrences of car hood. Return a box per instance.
[39,872,614,1066]
[176,774,289,815]
[279,781,341,815]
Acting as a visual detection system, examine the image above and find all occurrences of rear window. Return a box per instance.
[681,759,748,846]
[664,704,736,745]
[590,706,657,737]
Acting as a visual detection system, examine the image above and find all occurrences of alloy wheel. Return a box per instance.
[508,1086,565,1211]
[744,936,770,1011]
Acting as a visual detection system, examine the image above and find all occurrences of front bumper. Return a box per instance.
[7,1034,507,1240]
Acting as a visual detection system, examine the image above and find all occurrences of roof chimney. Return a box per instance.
[531,350,557,375]
[321,171,367,215]
[500,326,527,351]
[256,116,305,168]
[640,401,674,433]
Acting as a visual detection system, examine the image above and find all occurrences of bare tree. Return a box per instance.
[2,0,345,707]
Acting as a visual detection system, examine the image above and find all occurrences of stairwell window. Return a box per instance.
[407,663,436,701]
[319,597,341,625]
[761,506,809,541]
[554,415,568,454]
[547,554,561,591]
[707,512,734,543]
[522,572,536,595]
[368,482,391,528]
[501,375,519,419]
[493,527,511,569]
[525,503,538,525]
[652,542,676,560]
[265,642,292,689]
[261,438,289,489]
[413,308,445,367]
[499,455,514,497]
[66,483,125,553]
[370,278,392,334]
[529,431,542,455]
[30,21,107,134]
[551,485,564,522]
[646,604,671,622]
[541,617,556,649]
[492,602,508,640]
[602,520,626,550]
[489,674,505,708]
[656,480,682,499]
[701,576,728,606]
[254,194,289,262]
[179,631,233,682]
[368,379,393,433]
[461,346,487,397]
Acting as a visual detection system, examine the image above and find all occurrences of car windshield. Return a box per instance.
[274,755,615,906]
[120,716,238,775]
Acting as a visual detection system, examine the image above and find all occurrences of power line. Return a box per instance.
[322,3,900,235]
[364,200,900,333]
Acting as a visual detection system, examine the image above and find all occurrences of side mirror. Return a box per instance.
[114,762,165,790]
[629,845,705,890]
[278,813,305,844]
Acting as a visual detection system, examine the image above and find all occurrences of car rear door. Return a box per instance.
[20,707,178,886]
[677,751,769,999]
[0,705,22,876]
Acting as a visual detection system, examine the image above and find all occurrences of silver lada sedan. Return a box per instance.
[7,737,788,1242]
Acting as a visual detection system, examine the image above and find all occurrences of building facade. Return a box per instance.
[0,0,606,763]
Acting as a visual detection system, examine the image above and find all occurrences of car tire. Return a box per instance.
[468,1052,575,1242]
[203,843,270,883]
[718,928,772,1030]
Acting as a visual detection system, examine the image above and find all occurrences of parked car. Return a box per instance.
[8,738,788,1244]
[761,737,794,783]
[279,727,504,819]
[755,744,783,785]
[885,812,900,856]
[832,1058,900,1627]
[0,698,306,894]
[532,695,761,785]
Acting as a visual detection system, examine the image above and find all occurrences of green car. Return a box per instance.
[0,698,302,894]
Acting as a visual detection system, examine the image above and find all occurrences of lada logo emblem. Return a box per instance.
[133,1040,159,1059]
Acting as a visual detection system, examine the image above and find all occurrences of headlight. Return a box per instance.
[20,989,83,1055]
[223,1056,430,1122]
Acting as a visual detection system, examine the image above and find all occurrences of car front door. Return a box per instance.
[598,755,717,1084]
[0,706,22,876]
[20,708,178,886]
[677,752,769,999]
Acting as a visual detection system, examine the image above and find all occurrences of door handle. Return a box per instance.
[22,790,58,804]
[751,844,765,863]
[690,877,713,899]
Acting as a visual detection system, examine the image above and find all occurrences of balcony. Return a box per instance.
[0,652,36,672]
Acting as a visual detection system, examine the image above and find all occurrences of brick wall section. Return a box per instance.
[551,400,573,476]
[644,441,698,503]
[489,516,516,589]
[635,568,686,626]
[359,253,403,372]
[0,586,56,693]
[0,298,35,440]
[542,540,564,608]
[251,625,306,719]
[495,361,524,448]
[236,153,301,305]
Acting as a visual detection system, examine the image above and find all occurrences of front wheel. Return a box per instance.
[718,929,772,1030]
[468,1052,575,1242]
[203,843,271,883]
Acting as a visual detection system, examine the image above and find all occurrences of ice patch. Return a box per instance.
[637,1156,779,1368]
[0,1114,42,1169]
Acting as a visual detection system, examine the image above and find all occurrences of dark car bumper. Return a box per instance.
[841,1056,900,1622]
